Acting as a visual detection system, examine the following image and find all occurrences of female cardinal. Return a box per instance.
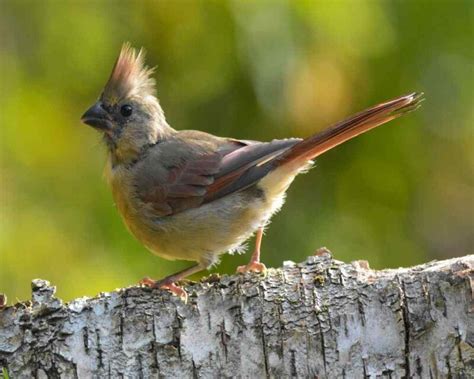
[82,44,423,300]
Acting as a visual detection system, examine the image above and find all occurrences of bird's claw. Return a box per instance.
[139,277,156,287]
[237,261,267,274]
[160,283,188,303]
[139,277,188,303]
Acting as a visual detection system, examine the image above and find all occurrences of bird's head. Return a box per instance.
[82,43,173,163]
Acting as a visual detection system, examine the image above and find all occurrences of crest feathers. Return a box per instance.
[102,43,156,103]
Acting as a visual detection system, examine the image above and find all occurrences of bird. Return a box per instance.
[81,43,423,300]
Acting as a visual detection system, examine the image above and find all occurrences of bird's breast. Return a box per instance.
[104,161,148,238]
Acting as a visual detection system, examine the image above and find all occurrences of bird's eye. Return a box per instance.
[120,104,133,117]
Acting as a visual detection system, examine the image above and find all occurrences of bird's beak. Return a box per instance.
[81,102,112,131]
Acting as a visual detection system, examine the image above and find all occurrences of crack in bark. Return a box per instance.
[119,313,124,347]
[362,357,368,378]
[192,359,199,379]
[137,353,143,379]
[172,310,182,360]
[260,316,270,379]
[218,319,229,361]
[316,313,327,376]
[416,356,423,376]
[290,349,297,377]
[398,276,411,378]
[95,328,104,368]
[381,368,393,378]
[357,297,366,327]
[82,327,89,353]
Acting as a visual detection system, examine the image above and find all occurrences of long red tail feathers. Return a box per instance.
[277,92,424,166]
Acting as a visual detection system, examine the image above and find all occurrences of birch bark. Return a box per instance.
[1,253,473,378]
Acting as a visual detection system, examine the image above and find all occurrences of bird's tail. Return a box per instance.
[276,92,424,167]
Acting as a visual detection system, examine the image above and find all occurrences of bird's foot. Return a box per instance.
[139,277,188,303]
[237,261,267,274]
[139,277,156,287]
[159,283,188,303]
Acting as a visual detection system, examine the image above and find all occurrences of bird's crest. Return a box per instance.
[102,43,156,104]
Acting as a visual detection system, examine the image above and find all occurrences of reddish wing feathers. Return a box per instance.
[138,140,299,216]
[139,154,221,216]
[139,93,423,217]
[204,139,300,201]
[167,157,220,197]
[277,93,423,166]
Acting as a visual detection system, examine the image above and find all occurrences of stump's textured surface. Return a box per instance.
[0,254,473,378]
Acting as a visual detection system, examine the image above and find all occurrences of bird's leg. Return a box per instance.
[139,263,203,302]
[237,227,267,274]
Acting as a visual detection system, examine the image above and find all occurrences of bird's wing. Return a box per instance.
[136,93,424,217]
[135,138,300,216]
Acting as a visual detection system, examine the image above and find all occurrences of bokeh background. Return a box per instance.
[1,0,472,303]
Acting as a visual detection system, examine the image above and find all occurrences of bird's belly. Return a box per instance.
[108,159,306,267]
[130,185,286,266]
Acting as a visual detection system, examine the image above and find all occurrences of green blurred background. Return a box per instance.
[1,0,472,303]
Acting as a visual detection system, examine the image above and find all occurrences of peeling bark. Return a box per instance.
[0,253,473,378]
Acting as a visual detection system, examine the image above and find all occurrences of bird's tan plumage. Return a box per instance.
[82,43,423,297]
